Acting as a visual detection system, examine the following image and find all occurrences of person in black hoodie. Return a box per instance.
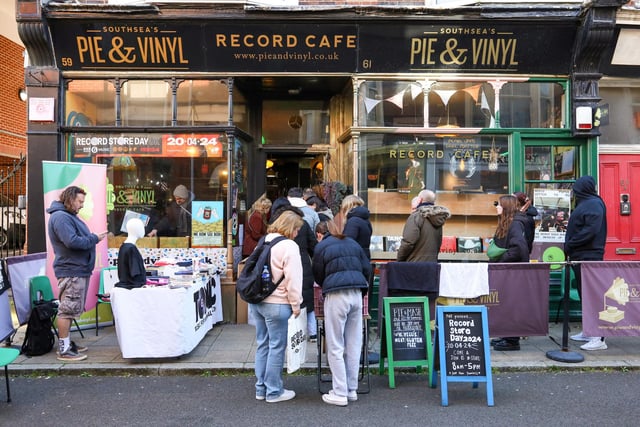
[340,195,372,260]
[270,198,319,342]
[490,194,530,352]
[565,175,608,351]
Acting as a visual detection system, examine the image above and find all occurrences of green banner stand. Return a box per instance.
[436,305,494,406]
[382,296,435,388]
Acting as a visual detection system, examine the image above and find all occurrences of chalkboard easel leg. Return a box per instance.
[440,376,449,406]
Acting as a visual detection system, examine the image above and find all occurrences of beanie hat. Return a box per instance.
[173,185,189,199]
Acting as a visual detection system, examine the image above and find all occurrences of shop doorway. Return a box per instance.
[265,153,325,200]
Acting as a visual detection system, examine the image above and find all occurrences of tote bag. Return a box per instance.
[286,307,307,373]
[487,239,508,261]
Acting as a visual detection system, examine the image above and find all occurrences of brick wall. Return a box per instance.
[0,35,27,160]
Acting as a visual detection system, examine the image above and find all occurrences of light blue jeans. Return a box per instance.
[323,288,363,397]
[252,302,292,400]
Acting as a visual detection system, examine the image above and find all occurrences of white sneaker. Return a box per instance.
[322,390,348,406]
[581,337,607,351]
[266,389,295,403]
[347,391,358,402]
[570,331,593,342]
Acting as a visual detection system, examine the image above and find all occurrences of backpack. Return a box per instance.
[21,301,56,356]
[237,235,287,304]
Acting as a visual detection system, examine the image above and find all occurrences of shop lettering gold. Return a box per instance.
[215,33,356,49]
[75,35,189,65]
[471,38,518,66]
[409,36,519,67]
[137,36,188,64]
[389,149,444,159]
[77,36,106,63]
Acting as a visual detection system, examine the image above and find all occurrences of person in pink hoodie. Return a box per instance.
[252,210,304,403]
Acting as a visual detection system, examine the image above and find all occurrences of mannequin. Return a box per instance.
[115,218,147,290]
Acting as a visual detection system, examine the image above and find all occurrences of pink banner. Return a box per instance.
[582,262,640,337]
[43,161,108,314]
[465,263,550,337]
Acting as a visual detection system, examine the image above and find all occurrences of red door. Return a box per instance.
[599,154,640,260]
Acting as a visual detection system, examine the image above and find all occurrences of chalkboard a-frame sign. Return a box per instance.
[436,305,494,406]
[383,297,435,389]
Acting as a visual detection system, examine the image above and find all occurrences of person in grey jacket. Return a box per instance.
[47,185,107,361]
[397,189,451,262]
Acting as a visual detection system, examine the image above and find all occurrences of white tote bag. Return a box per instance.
[286,307,307,374]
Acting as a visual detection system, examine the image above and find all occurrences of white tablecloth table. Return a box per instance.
[111,273,222,358]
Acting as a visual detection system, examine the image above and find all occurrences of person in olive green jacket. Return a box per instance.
[397,189,451,262]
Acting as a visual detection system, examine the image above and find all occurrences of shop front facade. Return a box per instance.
[17,0,624,288]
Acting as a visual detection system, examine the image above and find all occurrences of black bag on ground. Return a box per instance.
[237,235,287,304]
[21,300,56,356]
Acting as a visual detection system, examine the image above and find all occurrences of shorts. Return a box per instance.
[57,276,89,319]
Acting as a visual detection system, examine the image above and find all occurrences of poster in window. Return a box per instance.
[191,201,224,247]
[533,188,571,243]
[443,136,481,191]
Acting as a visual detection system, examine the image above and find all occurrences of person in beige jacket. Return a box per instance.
[251,210,304,403]
[397,189,451,262]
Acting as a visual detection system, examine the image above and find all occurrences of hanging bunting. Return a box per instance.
[480,88,495,128]
[461,84,482,103]
[364,96,382,114]
[409,83,423,100]
[386,90,405,110]
[432,89,458,106]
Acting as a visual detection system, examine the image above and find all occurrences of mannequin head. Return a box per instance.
[125,218,145,244]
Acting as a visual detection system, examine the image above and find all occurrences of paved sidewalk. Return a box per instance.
[5,321,640,375]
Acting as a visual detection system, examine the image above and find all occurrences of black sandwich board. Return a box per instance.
[436,305,494,406]
[382,296,435,388]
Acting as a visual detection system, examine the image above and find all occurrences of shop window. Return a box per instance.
[357,79,565,129]
[65,131,249,248]
[176,80,248,128]
[262,100,329,145]
[599,85,640,145]
[65,80,115,126]
[359,133,509,243]
[500,82,565,128]
[122,81,172,126]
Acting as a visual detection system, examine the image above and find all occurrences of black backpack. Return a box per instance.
[237,235,287,304]
[21,301,56,356]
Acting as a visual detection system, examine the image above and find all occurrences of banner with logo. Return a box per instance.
[582,262,640,337]
[5,253,47,326]
[43,161,108,324]
[465,263,550,337]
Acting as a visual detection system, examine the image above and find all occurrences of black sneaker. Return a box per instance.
[493,340,520,351]
[71,341,88,353]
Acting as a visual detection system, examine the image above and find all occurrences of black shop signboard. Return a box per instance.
[436,305,494,406]
[382,297,435,389]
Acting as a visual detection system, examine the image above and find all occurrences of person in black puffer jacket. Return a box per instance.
[313,215,371,406]
[340,195,372,260]
[491,195,529,352]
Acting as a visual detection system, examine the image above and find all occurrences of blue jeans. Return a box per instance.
[252,302,292,399]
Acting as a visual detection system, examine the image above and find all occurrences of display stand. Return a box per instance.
[436,305,494,406]
[381,296,435,389]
